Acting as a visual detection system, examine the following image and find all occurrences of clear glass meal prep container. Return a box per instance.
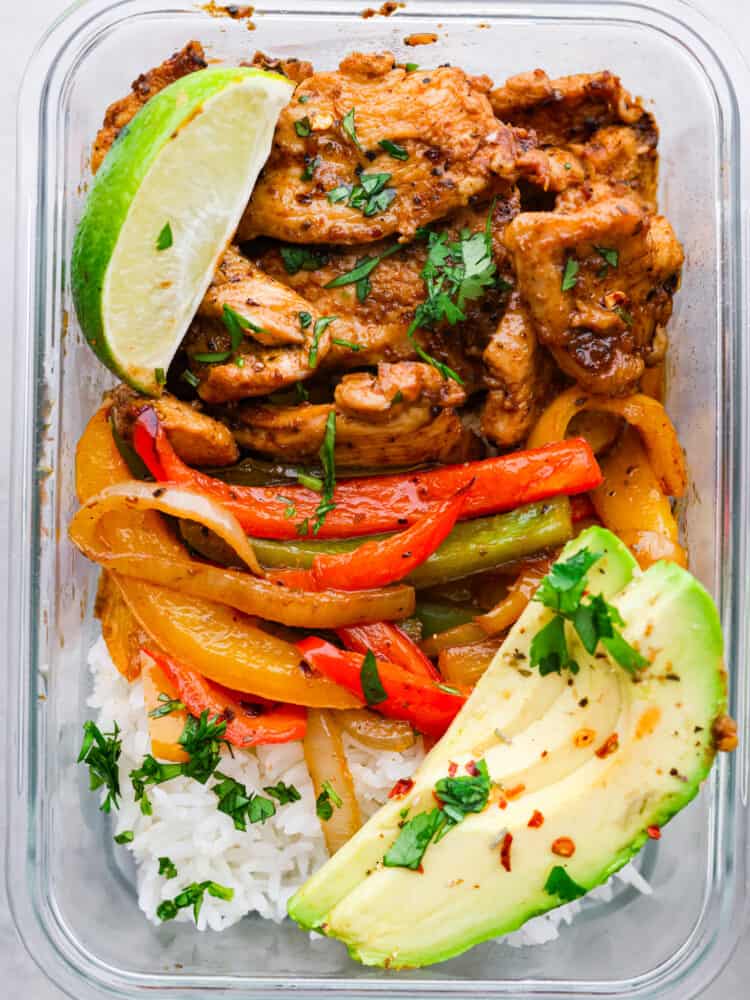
[6,0,750,997]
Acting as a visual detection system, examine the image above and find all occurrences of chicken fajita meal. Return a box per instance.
[69,40,737,967]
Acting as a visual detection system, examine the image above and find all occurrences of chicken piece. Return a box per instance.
[238,51,540,244]
[480,294,555,448]
[503,195,684,394]
[252,192,519,382]
[248,50,314,85]
[199,245,310,347]
[110,384,238,466]
[185,250,336,403]
[560,123,659,212]
[491,69,645,146]
[90,41,207,173]
[234,363,475,466]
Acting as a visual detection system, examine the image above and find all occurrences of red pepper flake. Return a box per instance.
[500,832,513,872]
[595,733,620,759]
[448,761,458,777]
[465,759,479,776]
[498,797,508,810]
[551,836,576,857]
[528,810,544,828]
[647,825,661,840]
[388,777,414,799]
[505,783,526,801]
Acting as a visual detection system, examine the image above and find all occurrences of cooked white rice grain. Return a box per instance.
[87,635,650,942]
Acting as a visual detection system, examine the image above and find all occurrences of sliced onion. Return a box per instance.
[304,709,362,854]
[337,709,416,751]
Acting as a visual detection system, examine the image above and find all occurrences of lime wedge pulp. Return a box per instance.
[72,67,294,395]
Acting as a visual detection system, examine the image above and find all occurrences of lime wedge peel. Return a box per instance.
[72,67,293,395]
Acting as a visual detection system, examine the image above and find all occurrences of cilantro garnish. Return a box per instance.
[212,772,277,831]
[156,222,173,251]
[594,245,619,270]
[327,173,396,218]
[156,880,234,923]
[192,304,263,365]
[342,108,364,152]
[280,246,329,275]
[360,649,387,705]
[379,139,408,160]
[405,62,419,72]
[324,243,401,301]
[613,305,634,326]
[383,760,492,869]
[406,206,497,384]
[263,781,301,805]
[313,410,337,533]
[295,382,310,402]
[182,369,200,389]
[77,721,122,813]
[114,830,134,844]
[316,779,343,820]
[154,367,166,386]
[298,95,310,104]
[158,856,178,879]
[130,756,185,815]
[148,692,185,719]
[308,316,336,369]
[530,547,649,676]
[383,808,444,869]
[561,257,579,292]
[297,470,324,492]
[298,311,312,330]
[277,495,297,519]
[178,710,230,784]
[332,338,362,351]
[294,116,312,137]
[301,155,320,181]
[543,865,587,902]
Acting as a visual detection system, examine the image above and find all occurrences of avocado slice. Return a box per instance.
[288,527,727,968]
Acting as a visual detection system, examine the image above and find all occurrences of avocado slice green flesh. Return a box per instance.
[288,527,726,968]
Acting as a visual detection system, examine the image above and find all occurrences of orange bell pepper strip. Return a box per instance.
[296,636,466,738]
[146,649,307,747]
[336,622,441,682]
[133,408,602,540]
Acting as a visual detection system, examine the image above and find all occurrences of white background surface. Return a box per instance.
[0,1,747,996]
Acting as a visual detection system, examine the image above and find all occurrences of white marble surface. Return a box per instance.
[1,1,747,996]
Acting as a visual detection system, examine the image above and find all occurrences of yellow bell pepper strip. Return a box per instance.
[591,427,687,568]
[527,387,686,498]
[73,408,361,708]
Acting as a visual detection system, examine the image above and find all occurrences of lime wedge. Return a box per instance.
[72,67,293,394]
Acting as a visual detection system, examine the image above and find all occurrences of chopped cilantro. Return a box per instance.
[383,808,445,869]
[349,172,396,217]
[405,62,419,72]
[297,470,323,492]
[544,865,587,902]
[157,880,234,923]
[379,138,408,160]
[129,755,184,815]
[148,692,186,719]
[561,257,580,292]
[154,367,166,386]
[77,721,122,813]
[295,382,310,403]
[327,184,352,204]
[280,246,329,275]
[277,495,297,519]
[360,649,387,705]
[158,856,178,879]
[263,781,301,805]
[531,547,649,676]
[324,243,401,300]
[156,222,173,251]
[182,369,200,389]
[313,410,337,533]
[298,311,312,330]
[332,338,362,351]
[434,759,490,827]
[113,830,134,844]
[178,710,230,784]
[316,780,343,821]
[342,107,364,152]
[212,771,275,831]
[595,245,619,270]
[294,116,312,137]
[301,155,321,181]
[613,305,634,326]
[298,94,310,104]
[308,315,336,369]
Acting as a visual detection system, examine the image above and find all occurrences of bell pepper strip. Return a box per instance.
[141,653,190,763]
[74,408,361,708]
[182,498,573,591]
[591,427,687,569]
[527,387,686,498]
[438,638,502,688]
[296,636,466,738]
[133,408,601,540]
[310,492,467,591]
[412,600,477,638]
[336,622,441,682]
[146,649,307,747]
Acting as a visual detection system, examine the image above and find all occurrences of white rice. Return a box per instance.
[86,635,650,944]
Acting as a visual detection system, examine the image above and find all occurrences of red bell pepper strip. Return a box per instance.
[336,622,441,682]
[133,408,602,541]
[296,636,465,737]
[570,494,597,522]
[147,649,307,747]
